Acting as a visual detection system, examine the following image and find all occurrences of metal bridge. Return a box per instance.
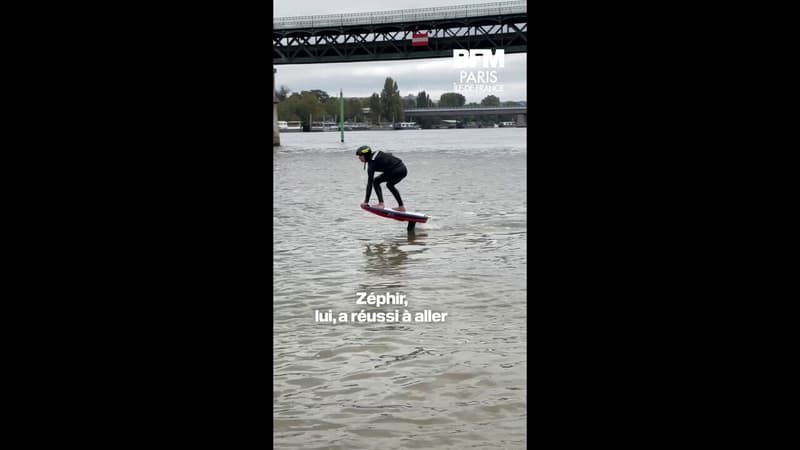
[273,1,527,64]
[404,106,526,117]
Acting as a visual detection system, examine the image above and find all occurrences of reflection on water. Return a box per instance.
[364,242,408,270]
[274,129,526,449]
[360,235,428,293]
[407,229,427,243]
[364,234,427,273]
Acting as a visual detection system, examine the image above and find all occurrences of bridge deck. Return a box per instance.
[404,106,526,117]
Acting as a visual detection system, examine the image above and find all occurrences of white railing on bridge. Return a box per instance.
[274,1,526,30]
[405,106,526,111]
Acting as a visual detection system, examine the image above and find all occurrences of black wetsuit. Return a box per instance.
[364,151,408,206]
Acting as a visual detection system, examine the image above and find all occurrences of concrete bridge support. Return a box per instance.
[273,68,280,146]
[515,114,527,127]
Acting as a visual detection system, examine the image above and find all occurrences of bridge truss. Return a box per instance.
[273,1,527,65]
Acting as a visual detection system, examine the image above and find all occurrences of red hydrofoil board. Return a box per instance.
[361,204,428,223]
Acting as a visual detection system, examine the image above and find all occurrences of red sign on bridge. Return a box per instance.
[412,32,429,47]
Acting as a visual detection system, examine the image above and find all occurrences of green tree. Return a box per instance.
[415,91,433,128]
[380,78,404,123]
[393,81,405,122]
[480,95,500,106]
[368,93,381,124]
[277,85,291,102]
[324,97,339,121]
[439,92,466,107]
[416,91,432,107]
[342,98,361,122]
[292,92,326,128]
[305,89,330,103]
[481,95,501,125]
[402,95,416,110]
[277,92,301,122]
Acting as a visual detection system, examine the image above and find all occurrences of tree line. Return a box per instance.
[276,77,521,128]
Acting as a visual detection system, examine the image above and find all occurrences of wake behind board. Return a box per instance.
[361,204,428,223]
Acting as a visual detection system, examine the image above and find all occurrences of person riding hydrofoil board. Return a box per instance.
[357,145,409,212]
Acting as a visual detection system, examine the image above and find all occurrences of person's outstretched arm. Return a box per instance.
[362,168,375,205]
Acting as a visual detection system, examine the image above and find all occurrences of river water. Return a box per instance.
[274,128,527,449]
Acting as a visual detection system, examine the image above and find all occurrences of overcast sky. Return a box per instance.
[273,0,527,104]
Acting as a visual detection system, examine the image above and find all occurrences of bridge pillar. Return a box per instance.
[273,68,280,146]
[515,114,527,127]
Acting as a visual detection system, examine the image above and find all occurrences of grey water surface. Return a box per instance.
[274,128,527,449]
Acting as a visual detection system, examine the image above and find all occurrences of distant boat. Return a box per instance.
[278,120,302,132]
[393,122,420,130]
[440,120,464,129]
[311,121,339,132]
[344,122,370,131]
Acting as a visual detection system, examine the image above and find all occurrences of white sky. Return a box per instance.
[273,0,527,104]
[274,0,517,19]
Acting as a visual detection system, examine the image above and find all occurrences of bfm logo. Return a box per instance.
[452,49,505,68]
